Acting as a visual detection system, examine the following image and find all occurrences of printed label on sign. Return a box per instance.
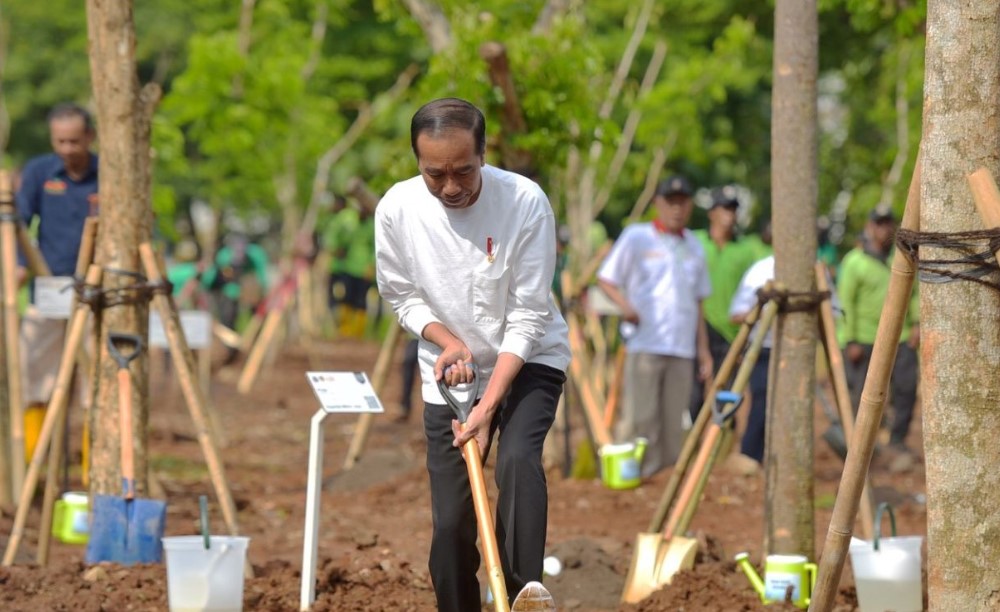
[764,571,802,601]
[306,371,385,414]
[34,276,75,319]
[149,310,212,349]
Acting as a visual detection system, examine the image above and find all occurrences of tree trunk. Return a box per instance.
[922,3,1000,609]
[764,0,818,557]
[479,42,533,175]
[86,0,159,497]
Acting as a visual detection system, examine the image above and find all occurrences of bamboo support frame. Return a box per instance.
[342,319,403,470]
[37,217,98,564]
[0,173,25,498]
[810,161,920,611]
[815,263,875,541]
[138,243,252,578]
[2,264,102,566]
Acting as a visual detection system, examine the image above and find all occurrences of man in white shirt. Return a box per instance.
[375,98,570,611]
[728,254,775,463]
[596,175,712,477]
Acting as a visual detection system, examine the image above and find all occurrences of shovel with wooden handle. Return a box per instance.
[437,370,510,612]
[622,294,779,604]
[620,299,763,602]
[86,332,167,564]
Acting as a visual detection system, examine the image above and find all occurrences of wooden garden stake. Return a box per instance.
[0,171,26,497]
[2,264,102,566]
[811,160,920,611]
[37,217,98,565]
[815,263,875,541]
[139,243,253,578]
[967,167,1000,257]
[342,318,403,470]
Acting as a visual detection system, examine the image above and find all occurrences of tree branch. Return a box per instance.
[627,139,672,224]
[300,64,420,237]
[593,40,666,215]
[231,0,257,97]
[300,0,330,82]
[400,0,452,53]
[532,0,572,35]
[479,42,532,173]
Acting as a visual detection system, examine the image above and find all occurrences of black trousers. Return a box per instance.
[843,342,919,446]
[423,363,565,612]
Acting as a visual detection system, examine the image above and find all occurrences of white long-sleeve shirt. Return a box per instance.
[375,164,571,404]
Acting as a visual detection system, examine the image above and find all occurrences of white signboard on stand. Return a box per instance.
[300,371,384,610]
[149,310,212,350]
[34,276,75,319]
[305,371,384,413]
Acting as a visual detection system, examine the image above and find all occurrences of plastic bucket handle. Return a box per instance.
[873,502,897,551]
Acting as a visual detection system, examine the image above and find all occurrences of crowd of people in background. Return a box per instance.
[10,101,920,512]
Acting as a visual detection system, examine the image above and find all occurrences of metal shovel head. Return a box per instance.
[85,494,166,565]
[621,531,668,603]
[653,535,698,586]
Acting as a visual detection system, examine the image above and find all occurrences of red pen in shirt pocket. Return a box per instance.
[486,236,495,263]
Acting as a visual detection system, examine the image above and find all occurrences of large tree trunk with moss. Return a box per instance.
[921,3,1000,609]
[764,0,818,557]
[86,0,159,498]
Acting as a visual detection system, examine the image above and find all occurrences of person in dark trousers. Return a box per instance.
[375,98,570,610]
[690,186,757,423]
[837,205,920,456]
[15,102,99,461]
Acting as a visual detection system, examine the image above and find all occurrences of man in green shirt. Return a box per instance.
[837,205,919,453]
[690,186,758,421]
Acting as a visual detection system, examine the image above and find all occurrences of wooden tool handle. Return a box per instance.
[117,368,135,499]
[462,434,510,612]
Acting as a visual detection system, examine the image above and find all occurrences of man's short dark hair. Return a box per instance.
[47,103,94,132]
[410,98,486,159]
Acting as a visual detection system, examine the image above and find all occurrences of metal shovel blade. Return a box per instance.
[653,535,698,585]
[621,531,666,603]
[85,494,166,565]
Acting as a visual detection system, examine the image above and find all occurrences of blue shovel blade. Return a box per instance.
[86,494,166,565]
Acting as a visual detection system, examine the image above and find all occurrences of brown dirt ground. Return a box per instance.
[0,334,927,611]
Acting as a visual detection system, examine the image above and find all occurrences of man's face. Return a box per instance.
[869,219,895,250]
[654,193,694,233]
[415,129,484,210]
[708,204,738,232]
[50,116,94,172]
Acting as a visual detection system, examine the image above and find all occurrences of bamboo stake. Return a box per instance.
[237,298,289,395]
[138,243,252,578]
[811,160,920,611]
[0,172,25,497]
[342,319,403,470]
[602,344,627,432]
[2,265,101,566]
[14,223,51,277]
[815,263,875,541]
[645,299,762,533]
[967,167,1000,249]
[566,311,611,447]
[37,217,98,565]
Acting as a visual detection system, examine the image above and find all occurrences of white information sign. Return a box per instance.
[149,310,213,350]
[305,371,384,414]
[34,276,76,319]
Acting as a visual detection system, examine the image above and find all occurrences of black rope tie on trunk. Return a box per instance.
[896,228,1000,291]
[72,267,172,311]
[756,287,830,313]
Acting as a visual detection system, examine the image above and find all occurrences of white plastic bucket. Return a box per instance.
[849,535,923,612]
[163,535,249,612]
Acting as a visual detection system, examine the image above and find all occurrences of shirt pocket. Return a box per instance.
[471,264,510,325]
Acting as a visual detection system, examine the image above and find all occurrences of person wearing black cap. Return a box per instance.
[689,185,758,425]
[836,204,920,462]
[597,174,712,477]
